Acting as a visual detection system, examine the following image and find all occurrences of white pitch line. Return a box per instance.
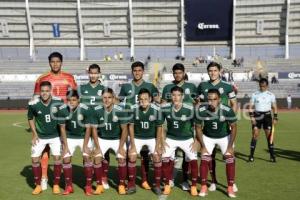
[12,121,27,128]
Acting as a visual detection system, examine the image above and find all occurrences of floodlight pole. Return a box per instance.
[129,0,135,59]
[77,0,85,61]
[180,0,185,58]
[231,0,236,60]
[25,0,35,60]
[285,0,290,59]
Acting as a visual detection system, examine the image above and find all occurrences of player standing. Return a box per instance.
[197,62,237,192]
[127,88,164,194]
[161,63,197,191]
[28,81,66,195]
[87,88,128,195]
[58,90,94,195]
[33,52,77,190]
[119,61,160,190]
[195,89,237,198]
[248,78,278,162]
[161,86,198,196]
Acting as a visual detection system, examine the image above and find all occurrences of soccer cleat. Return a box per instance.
[127,187,137,195]
[85,186,93,196]
[32,185,42,195]
[163,185,171,195]
[233,183,238,192]
[41,178,48,190]
[118,185,126,195]
[227,186,237,198]
[152,187,162,195]
[199,185,208,197]
[208,183,216,191]
[169,179,175,188]
[93,185,104,195]
[62,185,74,195]
[270,156,276,163]
[190,186,198,196]
[181,181,190,191]
[141,181,151,190]
[248,156,254,162]
[52,185,60,194]
[102,180,110,190]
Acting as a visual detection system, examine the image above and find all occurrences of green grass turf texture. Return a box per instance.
[0,111,299,200]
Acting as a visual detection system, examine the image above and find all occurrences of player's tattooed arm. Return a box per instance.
[28,119,39,145]
[227,122,237,155]
[59,124,70,157]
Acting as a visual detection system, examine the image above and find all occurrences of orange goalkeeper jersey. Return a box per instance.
[34,71,77,102]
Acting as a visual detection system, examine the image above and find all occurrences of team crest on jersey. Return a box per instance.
[113,116,119,122]
[219,116,225,122]
[181,115,187,121]
[149,115,156,121]
[97,90,102,96]
[219,88,224,94]
[185,88,190,95]
[78,114,84,121]
[51,107,58,113]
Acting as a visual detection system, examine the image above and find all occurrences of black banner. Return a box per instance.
[185,0,233,41]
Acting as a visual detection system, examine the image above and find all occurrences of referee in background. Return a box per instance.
[248,78,278,162]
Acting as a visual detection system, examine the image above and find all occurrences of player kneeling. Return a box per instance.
[28,81,65,195]
[127,89,164,195]
[161,86,199,196]
[87,88,128,195]
[58,90,94,195]
[195,89,237,198]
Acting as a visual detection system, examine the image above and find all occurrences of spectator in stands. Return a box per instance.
[271,75,278,84]
[287,94,292,109]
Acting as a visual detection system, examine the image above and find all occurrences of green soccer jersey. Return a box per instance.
[79,82,105,107]
[162,103,194,140]
[130,103,164,139]
[27,97,63,139]
[58,103,91,139]
[195,104,237,138]
[162,82,197,104]
[119,80,159,107]
[197,80,236,105]
[91,104,128,140]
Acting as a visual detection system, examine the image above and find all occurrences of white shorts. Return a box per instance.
[31,137,61,158]
[162,138,197,161]
[63,138,94,158]
[135,138,157,155]
[202,134,233,155]
[98,138,127,159]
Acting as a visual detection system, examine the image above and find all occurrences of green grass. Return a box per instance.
[0,111,300,200]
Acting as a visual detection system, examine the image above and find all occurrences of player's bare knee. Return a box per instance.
[83,156,91,163]
[94,157,102,165]
[63,157,71,164]
[128,155,136,162]
[118,158,126,165]
[32,157,40,163]
[53,155,61,161]
[152,154,161,163]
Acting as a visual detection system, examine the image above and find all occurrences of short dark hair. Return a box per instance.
[88,64,101,72]
[131,61,144,71]
[208,88,221,97]
[207,62,222,71]
[40,81,52,88]
[172,63,185,72]
[102,87,114,96]
[48,52,63,62]
[259,78,269,86]
[66,90,79,99]
[138,88,151,98]
[171,86,183,94]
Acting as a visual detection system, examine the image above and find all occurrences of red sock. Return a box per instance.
[169,159,175,181]
[32,162,41,185]
[118,161,127,186]
[102,159,109,181]
[189,160,198,186]
[162,158,171,185]
[182,159,190,182]
[84,162,93,187]
[200,155,211,185]
[127,161,136,188]
[94,163,103,185]
[153,161,162,188]
[62,163,72,187]
[225,155,235,186]
[53,161,62,185]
